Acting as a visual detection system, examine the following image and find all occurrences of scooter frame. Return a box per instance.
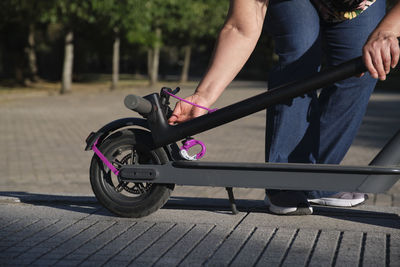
[86,53,400,214]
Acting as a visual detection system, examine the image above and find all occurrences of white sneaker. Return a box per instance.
[265,190,313,215]
[308,192,368,207]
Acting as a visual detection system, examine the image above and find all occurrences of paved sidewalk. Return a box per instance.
[0,81,399,203]
[0,81,400,266]
[0,196,399,266]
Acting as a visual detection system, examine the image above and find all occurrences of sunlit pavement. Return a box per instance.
[0,82,399,266]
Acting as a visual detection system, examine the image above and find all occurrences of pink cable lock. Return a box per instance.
[163,88,217,160]
[180,139,207,160]
[92,139,120,175]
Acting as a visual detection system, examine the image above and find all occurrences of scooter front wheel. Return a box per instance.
[90,129,173,217]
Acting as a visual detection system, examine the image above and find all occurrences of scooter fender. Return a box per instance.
[85,117,149,151]
[85,117,180,161]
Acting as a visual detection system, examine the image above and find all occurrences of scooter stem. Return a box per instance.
[149,56,367,147]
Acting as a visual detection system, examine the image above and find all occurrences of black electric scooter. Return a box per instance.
[85,51,400,218]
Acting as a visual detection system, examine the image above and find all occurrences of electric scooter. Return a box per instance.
[85,51,400,218]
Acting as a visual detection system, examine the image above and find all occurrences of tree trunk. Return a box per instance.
[26,23,39,82]
[147,48,153,80]
[61,31,74,94]
[150,28,161,86]
[111,28,120,91]
[180,45,192,83]
[14,52,26,86]
[14,65,25,85]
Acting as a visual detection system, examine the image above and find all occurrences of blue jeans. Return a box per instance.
[265,0,385,198]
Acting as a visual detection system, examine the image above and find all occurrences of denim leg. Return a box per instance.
[265,0,321,164]
[318,0,386,164]
[307,0,386,199]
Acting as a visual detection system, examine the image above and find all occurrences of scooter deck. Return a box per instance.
[119,161,400,193]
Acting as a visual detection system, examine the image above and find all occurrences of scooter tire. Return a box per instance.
[90,129,173,218]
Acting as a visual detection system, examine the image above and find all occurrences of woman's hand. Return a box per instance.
[168,94,211,125]
[362,31,399,80]
[168,0,268,126]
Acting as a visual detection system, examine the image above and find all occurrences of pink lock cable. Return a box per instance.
[162,89,218,113]
[92,139,120,176]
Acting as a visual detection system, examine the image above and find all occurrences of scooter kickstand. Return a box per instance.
[225,187,239,215]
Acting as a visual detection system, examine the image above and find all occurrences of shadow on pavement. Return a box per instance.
[167,196,400,230]
[1,192,398,229]
[0,191,107,217]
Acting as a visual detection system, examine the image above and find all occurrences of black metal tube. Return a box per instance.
[370,129,400,166]
[152,57,366,147]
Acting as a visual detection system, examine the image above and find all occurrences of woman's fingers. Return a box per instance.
[372,49,386,80]
[168,99,208,125]
[168,102,184,125]
[363,47,378,79]
[382,45,392,75]
[363,33,400,81]
[390,39,400,68]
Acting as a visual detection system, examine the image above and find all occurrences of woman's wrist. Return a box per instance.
[369,30,399,39]
[192,90,215,108]
[369,3,400,39]
[194,82,225,108]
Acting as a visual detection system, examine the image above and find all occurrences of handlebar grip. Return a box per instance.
[124,94,153,115]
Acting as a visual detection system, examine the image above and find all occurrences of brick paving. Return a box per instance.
[0,201,399,266]
[0,81,399,204]
[0,82,399,266]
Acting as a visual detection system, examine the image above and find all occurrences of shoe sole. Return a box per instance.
[308,198,366,207]
[269,203,313,215]
[265,197,313,215]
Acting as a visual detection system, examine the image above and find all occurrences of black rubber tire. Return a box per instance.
[90,129,173,218]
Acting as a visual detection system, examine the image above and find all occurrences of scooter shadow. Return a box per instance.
[0,191,110,217]
[1,192,398,229]
[166,196,400,230]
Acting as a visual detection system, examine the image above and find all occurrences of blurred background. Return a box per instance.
[0,0,278,94]
[0,0,398,94]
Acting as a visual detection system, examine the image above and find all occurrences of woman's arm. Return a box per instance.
[363,1,400,80]
[169,0,268,124]
[195,0,268,105]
